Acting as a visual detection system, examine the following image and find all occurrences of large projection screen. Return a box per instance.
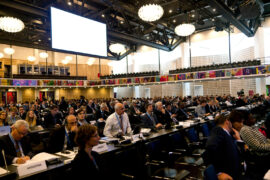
[51,7,107,57]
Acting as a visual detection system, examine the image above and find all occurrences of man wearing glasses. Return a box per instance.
[0,120,33,166]
[48,115,78,153]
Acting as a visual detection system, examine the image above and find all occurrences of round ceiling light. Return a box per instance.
[65,56,72,61]
[0,17,25,33]
[0,53,3,58]
[109,43,125,54]
[39,52,48,59]
[138,4,164,22]
[4,47,15,55]
[27,56,36,62]
[62,59,69,65]
[87,58,95,65]
[175,23,195,36]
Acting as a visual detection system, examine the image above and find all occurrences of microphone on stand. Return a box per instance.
[2,149,9,172]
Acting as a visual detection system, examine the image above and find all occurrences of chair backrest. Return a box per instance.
[186,127,199,143]
[201,123,210,137]
[145,139,164,160]
[169,132,188,150]
[204,165,218,180]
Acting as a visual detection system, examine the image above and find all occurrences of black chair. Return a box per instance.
[204,165,218,180]
[113,146,143,179]
[145,139,190,180]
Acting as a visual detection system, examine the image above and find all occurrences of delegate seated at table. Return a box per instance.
[47,115,78,153]
[71,124,103,179]
[0,120,34,166]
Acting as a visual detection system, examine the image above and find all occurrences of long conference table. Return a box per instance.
[0,119,212,180]
[0,104,266,179]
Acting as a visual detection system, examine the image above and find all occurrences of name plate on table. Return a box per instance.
[92,143,108,153]
[17,160,47,177]
[90,121,96,125]
[132,134,141,142]
[0,126,10,136]
[179,122,190,128]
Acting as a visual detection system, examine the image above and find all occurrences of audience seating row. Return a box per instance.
[100,71,159,79]
[13,74,87,80]
[169,59,261,74]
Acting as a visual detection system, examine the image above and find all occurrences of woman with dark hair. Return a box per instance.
[71,124,102,179]
[239,111,270,155]
[0,111,8,126]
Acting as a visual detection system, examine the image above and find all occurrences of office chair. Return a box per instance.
[145,139,191,180]
[204,165,218,180]
[114,147,143,179]
[184,127,206,157]
[167,132,205,179]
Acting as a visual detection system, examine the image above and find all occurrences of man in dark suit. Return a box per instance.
[204,114,245,180]
[0,120,33,166]
[44,105,63,129]
[176,102,190,121]
[59,96,68,112]
[47,115,78,153]
[153,101,167,125]
[86,100,95,114]
[95,103,110,122]
[18,106,26,120]
[141,103,162,130]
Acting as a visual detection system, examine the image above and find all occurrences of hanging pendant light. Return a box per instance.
[109,43,125,54]
[87,58,95,66]
[138,4,164,22]
[27,56,36,62]
[0,17,24,33]
[175,23,195,36]
[4,47,15,55]
[39,52,48,59]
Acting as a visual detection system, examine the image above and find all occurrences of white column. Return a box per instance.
[254,27,266,95]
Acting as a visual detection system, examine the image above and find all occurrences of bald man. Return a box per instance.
[48,115,78,153]
[103,103,132,138]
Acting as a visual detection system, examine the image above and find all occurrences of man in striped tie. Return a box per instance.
[0,120,33,166]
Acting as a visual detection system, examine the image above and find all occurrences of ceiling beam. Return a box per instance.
[205,0,255,37]
[108,30,171,51]
[0,0,48,17]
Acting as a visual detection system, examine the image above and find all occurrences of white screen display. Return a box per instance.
[51,7,107,57]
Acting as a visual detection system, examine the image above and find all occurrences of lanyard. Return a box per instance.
[115,113,123,129]
[146,112,156,125]
[9,133,24,156]
[92,156,99,170]
[64,129,71,146]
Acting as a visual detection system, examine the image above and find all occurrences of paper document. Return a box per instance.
[0,167,8,175]
[55,150,76,159]
[31,152,59,161]
[140,128,151,133]
[264,169,270,180]
[13,152,59,166]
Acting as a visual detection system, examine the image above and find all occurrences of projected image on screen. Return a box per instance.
[51,7,107,57]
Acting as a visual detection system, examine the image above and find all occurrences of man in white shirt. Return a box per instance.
[103,103,132,138]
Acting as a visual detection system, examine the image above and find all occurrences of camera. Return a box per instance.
[237,89,244,96]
